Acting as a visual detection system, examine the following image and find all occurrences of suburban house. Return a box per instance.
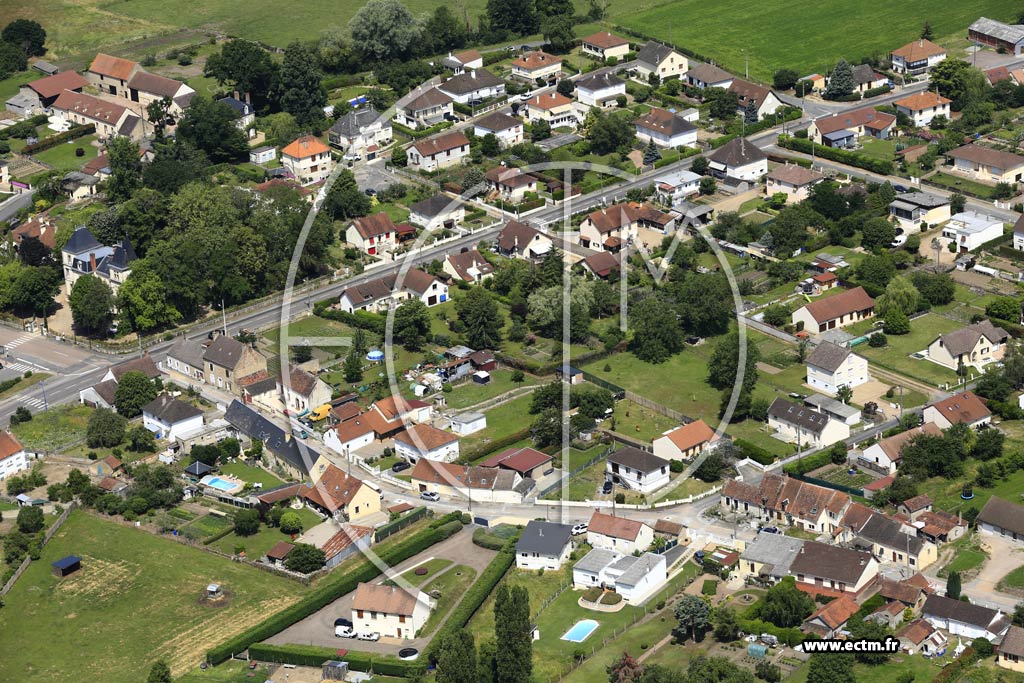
[899,495,933,519]
[85,53,139,98]
[575,72,626,108]
[307,462,382,521]
[579,202,676,252]
[442,50,483,73]
[437,69,506,104]
[898,619,949,655]
[142,394,203,441]
[351,583,432,640]
[707,137,768,182]
[515,521,574,570]
[127,70,195,114]
[923,594,1010,641]
[443,249,495,283]
[890,39,947,75]
[802,595,860,638]
[511,51,562,82]
[767,397,850,448]
[789,541,879,598]
[61,226,135,296]
[394,424,460,463]
[926,320,1008,372]
[969,17,1024,55]
[923,391,992,430]
[766,164,825,202]
[572,548,668,603]
[581,31,631,61]
[280,136,334,186]
[635,41,688,81]
[684,63,733,89]
[805,341,869,395]
[942,211,1004,253]
[859,423,943,474]
[633,107,698,148]
[219,96,255,130]
[654,170,702,203]
[496,220,553,259]
[803,394,860,426]
[521,92,577,128]
[913,509,968,544]
[224,400,317,477]
[738,533,805,584]
[809,107,896,146]
[484,166,539,202]
[586,511,654,554]
[396,88,453,129]
[473,111,523,147]
[791,286,875,334]
[977,496,1024,543]
[323,416,376,456]
[947,144,1024,184]
[407,131,471,172]
[249,146,276,164]
[889,192,951,233]
[328,107,391,156]
[840,503,937,569]
[606,447,670,494]
[279,365,332,416]
[877,574,931,609]
[338,268,448,313]
[998,626,1024,672]
[893,91,951,127]
[201,335,266,395]
[721,473,851,534]
[480,446,553,479]
[728,79,784,120]
[410,458,529,503]
[0,432,28,482]
[652,420,717,462]
[51,90,143,141]
[409,196,464,231]
[851,64,888,93]
[346,212,399,255]
[7,71,88,116]
[372,395,432,427]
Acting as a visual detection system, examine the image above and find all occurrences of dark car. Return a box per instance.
[364,188,377,196]
[893,184,910,193]
[392,461,411,473]
[334,617,353,628]
[758,526,780,534]
[601,480,613,495]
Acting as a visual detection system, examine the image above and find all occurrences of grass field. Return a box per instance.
[31,137,99,172]
[210,506,322,559]
[928,171,999,199]
[999,565,1024,591]
[460,392,536,455]
[443,368,538,410]
[604,400,679,443]
[11,404,92,452]
[416,564,478,636]
[0,511,306,683]
[848,313,961,387]
[217,461,286,489]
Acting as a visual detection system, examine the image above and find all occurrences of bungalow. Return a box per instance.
[899,495,933,519]
[443,249,494,283]
[437,69,505,105]
[969,17,1024,56]
[764,164,823,202]
[941,211,1004,253]
[809,107,896,147]
[127,70,195,114]
[707,137,768,182]
[998,625,1024,673]
[142,394,203,441]
[923,391,991,430]
[894,91,951,127]
[280,136,334,186]
[218,96,255,130]
[606,446,670,494]
[575,72,626,109]
[51,90,144,141]
[802,595,860,638]
[63,172,100,202]
[410,458,529,503]
[859,423,943,474]
[409,195,465,231]
[351,583,432,640]
[654,170,701,204]
[728,79,784,120]
[224,399,317,477]
[85,53,140,98]
[496,220,553,259]
[581,32,631,62]
[328,107,391,156]
[572,549,667,603]
[407,131,470,172]
[805,341,869,395]
[346,212,398,255]
[767,397,850,449]
[684,63,733,90]
[442,50,483,73]
[521,92,577,128]
[580,251,620,279]
[889,192,951,233]
[396,88,453,129]
[926,320,1008,372]
[338,268,448,313]
[891,39,947,75]
[738,533,805,584]
[394,423,460,463]
[987,65,1013,85]
[511,51,562,82]
[480,446,553,479]
[8,71,88,116]
[636,42,688,82]
[977,496,1024,543]
[789,541,879,598]
[633,107,698,148]
[898,619,949,655]
[586,511,654,554]
[791,286,875,334]
[851,64,888,93]
[484,166,539,202]
[0,432,28,481]
[323,416,376,456]
[473,111,523,148]
[515,520,574,570]
[923,594,1010,641]
[947,144,1024,184]
[652,420,717,462]
[371,394,432,428]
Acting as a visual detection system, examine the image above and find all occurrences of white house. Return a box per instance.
[338,269,448,313]
[977,496,1024,544]
[791,286,875,334]
[947,144,1024,184]
[894,91,951,127]
[323,417,376,456]
[574,549,667,603]
[218,96,255,130]
[652,419,717,462]
[437,69,506,105]
[654,170,701,204]
[142,394,204,441]
[484,166,539,202]
[511,51,562,82]
[279,365,332,417]
[859,424,942,474]
[891,39,947,75]
[684,63,733,89]
[351,583,432,640]
[409,195,465,231]
[328,107,392,156]
[805,341,869,395]
[473,111,524,148]
[942,211,1004,253]
[927,320,1008,372]
[606,446,670,494]
[633,107,698,148]
[280,136,334,186]
[442,50,483,73]
[0,432,28,482]
[396,88,453,129]
[521,92,578,128]
[515,521,574,570]
[889,192,951,233]
[575,72,626,108]
[635,42,688,82]
[729,79,785,120]
[407,131,470,172]
[394,424,460,463]
[767,397,850,449]
[923,391,992,430]
[410,459,527,503]
[443,250,494,284]
[586,511,654,554]
[708,138,768,182]
[248,146,276,164]
[496,220,553,259]
[51,90,144,141]
[580,32,631,62]
[766,165,825,202]
[923,594,1010,641]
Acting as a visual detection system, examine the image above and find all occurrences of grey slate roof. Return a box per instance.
[767,397,829,435]
[739,533,805,575]
[475,111,521,132]
[438,69,504,96]
[924,593,1008,630]
[410,195,460,219]
[789,541,874,584]
[978,496,1024,536]
[803,394,861,421]
[329,107,381,137]
[167,337,207,369]
[685,63,733,84]
[63,226,102,254]
[224,399,315,475]
[709,137,767,167]
[970,17,1024,44]
[892,192,948,209]
[851,64,883,86]
[574,547,620,573]
[217,96,252,117]
[204,335,248,370]
[855,512,925,555]
[935,320,1008,357]
[806,341,852,373]
[637,41,681,68]
[143,393,203,424]
[516,521,573,556]
[576,72,625,92]
[616,553,665,587]
[607,446,669,473]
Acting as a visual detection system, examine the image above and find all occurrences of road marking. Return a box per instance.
[4,335,33,350]
[9,358,50,372]
[18,397,45,409]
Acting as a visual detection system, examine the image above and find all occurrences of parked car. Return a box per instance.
[335,625,355,638]
[571,523,588,535]
[601,481,613,495]
[357,631,381,642]
[758,526,780,534]
[392,461,411,473]
[520,93,532,102]
[893,184,910,193]
[420,491,440,502]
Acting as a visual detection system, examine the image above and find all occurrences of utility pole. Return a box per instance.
[221,298,228,336]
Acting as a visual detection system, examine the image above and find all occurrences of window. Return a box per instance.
[357,610,364,618]
[399,615,406,623]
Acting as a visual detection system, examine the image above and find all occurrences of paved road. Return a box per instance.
[0,191,34,226]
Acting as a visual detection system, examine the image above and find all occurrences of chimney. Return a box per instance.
[89,253,97,271]
[234,90,240,100]
[471,70,477,80]
[919,39,923,47]
[245,91,251,106]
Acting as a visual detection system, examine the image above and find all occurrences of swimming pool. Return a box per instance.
[561,619,599,642]
[200,475,243,493]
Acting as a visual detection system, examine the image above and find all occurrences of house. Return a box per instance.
[127,71,195,114]
[480,446,553,479]
[707,138,768,182]
[51,90,144,141]
[924,391,991,430]
[926,320,1008,372]
[941,211,1004,253]
[803,394,860,426]
[859,423,942,474]
[894,91,951,127]
[511,51,561,82]
[586,511,654,554]
[142,394,203,441]
[722,473,852,533]
[62,172,100,202]
[633,107,698,148]
[580,251,620,279]
[606,447,670,494]
[218,96,255,130]
[809,107,896,146]
[444,249,494,283]
[394,424,459,463]
[249,146,276,164]
[998,625,1024,672]
[346,212,399,255]
[947,144,1024,184]
[977,496,1024,543]
[877,574,931,609]
[738,533,805,584]
[407,131,470,172]
[351,583,431,640]
[473,112,523,148]
[323,416,376,455]
[766,165,825,202]
[307,462,381,521]
[85,53,140,98]
[889,192,951,233]
[338,268,448,313]
[449,412,486,435]
[410,458,530,503]
[913,509,968,544]
[841,503,938,569]
[805,341,869,395]
[898,619,949,655]
[496,220,553,259]
[9,71,89,116]
[442,50,483,73]
[767,397,849,449]
[802,595,860,638]
[923,594,1010,641]
[90,455,123,478]
[438,69,505,105]
[891,39,947,75]
[684,63,733,90]
[635,42,688,82]
[987,65,1013,85]
[581,32,631,61]
[654,170,701,204]
[851,64,888,93]
[328,107,391,156]
[0,432,28,481]
[792,286,875,334]
[899,494,933,519]
[265,541,294,567]
[575,72,626,108]
[789,541,879,598]
[652,420,717,462]
[61,226,136,297]
[579,202,676,252]
[396,88,453,129]
[728,79,784,120]
[224,400,317,477]
[521,92,578,128]
[279,365,332,416]
[970,17,1024,56]
[484,166,539,203]
[165,338,206,384]
[280,136,334,186]
[203,335,267,395]
[573,549,667,603]
[516,520,574,570]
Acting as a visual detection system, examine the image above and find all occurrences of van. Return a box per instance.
[310,404,331,421]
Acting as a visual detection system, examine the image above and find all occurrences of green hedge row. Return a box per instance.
[863,84,892,99]
[392,119,454,140]
[202,524,237,546]
[736,617,806,646]
[462,428,532,464]
[0,115,48,140]
[249,643,415,676]
[783,450,831,477]
[778,135,894,175]
[22,124,96,154]
[316,307,387,335]
[205,516,463,664]
[933,646,977,683]
[733,438,775,466]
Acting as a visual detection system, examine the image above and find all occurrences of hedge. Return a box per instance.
[783,450,831,477]
[733,438,775,466]
[462,428,532,464]
[826,92,863,103]
[778,135,894,175]
[316,307,387,335]
[249,643,415,675]
[863,84,892,99]
[392,119,454,139]
[22,124,96,154]
[202,524,237,545]
[205,516,464,664]
[0,114,48,140]
[933,646,977,683]
[736,617,806,646]
[472,527,511,550]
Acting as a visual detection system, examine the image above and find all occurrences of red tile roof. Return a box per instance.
[891,39,946,61]
[582,31,629,49]
[281,135,330,159]
[352,582,420,615]
[928,391,990,425]
[394,423,459,452]
[53,90,129,126]
[413,131,470,157]
[894,91,951,111]
[27,71,88,99]
[350,212,397,240]
[661,420,715,453]
[525,92,572,110]
[321,525,371,561]
[88,53,139,80]
[798,286,874,324]
[480,446,552,474]
[588,511,647,541]
[813,107,896,136]
[512,51,561,71]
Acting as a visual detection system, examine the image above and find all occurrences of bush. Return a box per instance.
[734,438,774,466]
[249,644,413,675]
[778,135,893,175]
[21,124,95,154]
[600,591,623,605]
[868,332,887,347]
[583,586,603,602]
[863,84,892,99]
[784,451,831,477]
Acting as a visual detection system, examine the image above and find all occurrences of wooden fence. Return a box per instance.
[1,502,76,596]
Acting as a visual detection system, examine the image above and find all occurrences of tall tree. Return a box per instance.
[9,266,60,319]
[674,595,711,640]
[823,60,854,100]
[929,59,989,109]
[807,653,855,683]
[457,287,503,350]
[114,370,158,418]
[947,571,962,599]
[175,95,249,162]
[68,275,115,334]
[349,0,420,63]
[343,347,363,383]
[877,275,919,317]
[0,42,27,79]
[324,168,371,219]
[393,298,431,350]
[106,136,142,202]
[422,7,468,55]
[494,584,532,683]
[541,15,575,54]
[921,21,934,40]
[587,110,634,154]
[629,296,683,363]
[436,629,478,683]
[744,99,759,123]
[203,39,278,109]
[117,261,182,333]
[757,577,814,627]
[2,19,46,57]
[278,42,327,125]
[642,140,661,166]
[486,0,539,37]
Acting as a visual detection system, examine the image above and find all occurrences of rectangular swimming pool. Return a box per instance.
[560,619,599,643]
[201,476,240,492]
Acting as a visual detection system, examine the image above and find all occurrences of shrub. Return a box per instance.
[734,438,774,466]
[583,587,603,602]
[778,135,893,175]
[868,332,887,347]
[600,591,623,605]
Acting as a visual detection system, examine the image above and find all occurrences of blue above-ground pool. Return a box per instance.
[561,619,599,642]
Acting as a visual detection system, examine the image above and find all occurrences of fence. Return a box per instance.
[535,445,612,499]
[1,502,76,596]
[375,506,428,542]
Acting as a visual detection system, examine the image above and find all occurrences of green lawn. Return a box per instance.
[0,511,306,683]
[444,368,538,410]
[218,461,286,489]
[788,652,950,683]
[0,69,37,103]
[210,506,323,559]
[177,661,279,683]
[467,566,573,652]
[416,564,478,637]
[917,453,1024,516]
[11,404,92,452]
[999,566,1024,591]
[657,476,715,502]
[857,137,900,161]
[604,400,679,443]
[388,557,453,587]
[928,171,999,199]
[31,136,99,171]
[460,393,536,456]
[725,419,794,457]
[850,313,962,387]
[544,457,607,501]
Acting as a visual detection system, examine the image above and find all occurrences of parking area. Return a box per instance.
[353,159,403,193]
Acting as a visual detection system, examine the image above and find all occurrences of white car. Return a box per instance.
[520,93,532,102]
[335,625,354,638]
[357,631,381,642]
[571,523,588,535]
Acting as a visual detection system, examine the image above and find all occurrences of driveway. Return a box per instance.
[353,159,403,193]
[265,526,497,653]
[962,533,1024,612]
